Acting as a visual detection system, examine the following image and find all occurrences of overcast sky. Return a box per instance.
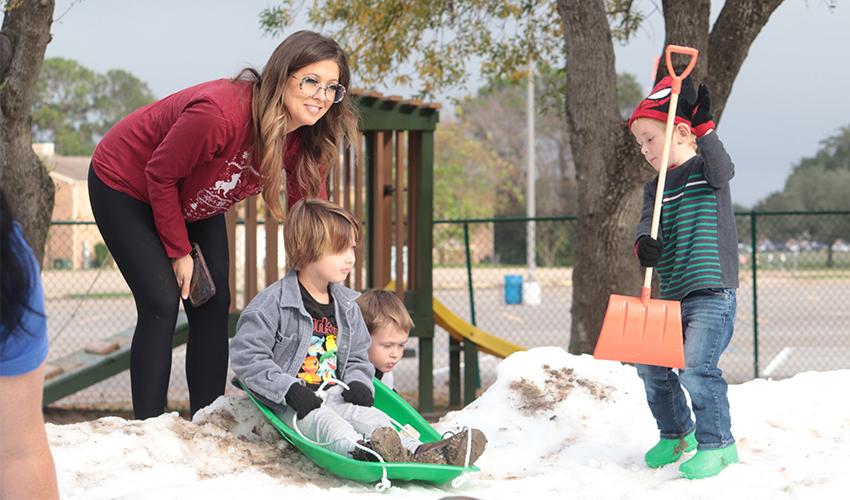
[38,0,850,207]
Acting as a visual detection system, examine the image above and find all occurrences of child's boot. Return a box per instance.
[443,429,487,466]
[411,443,448,464]
[678,443,738,479]
[351,427,412,462]
[413,428,488,466]
[644,430,697,468]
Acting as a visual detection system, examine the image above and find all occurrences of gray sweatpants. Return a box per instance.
[277,385,422,457]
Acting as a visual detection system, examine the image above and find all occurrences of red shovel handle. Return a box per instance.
[665,45,698,94]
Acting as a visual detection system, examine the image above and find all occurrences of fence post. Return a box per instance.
[449,337,461,407]
[464,222,477,325]
[751,210,759,378]
[462,222,480,404]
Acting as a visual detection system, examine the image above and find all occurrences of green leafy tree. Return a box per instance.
[97,68,158,131]
[458,69,641,265]
[262,0,787,353]
[433,122,521,264]
[755,127,850,266]
[32,57,155,156]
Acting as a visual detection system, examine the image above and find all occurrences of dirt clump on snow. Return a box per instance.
[509,365,614,415]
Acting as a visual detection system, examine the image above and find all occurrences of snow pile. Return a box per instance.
[47,348,850,499]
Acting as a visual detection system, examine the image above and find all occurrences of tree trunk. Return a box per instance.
[1,0,56,265]
[557,0,784,355]
[660,0,710,83]
[557,0,648,354]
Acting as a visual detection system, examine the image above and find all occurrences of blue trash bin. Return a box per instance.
[504,274,523,305]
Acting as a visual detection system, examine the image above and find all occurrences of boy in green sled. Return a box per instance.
[230,199,486,465]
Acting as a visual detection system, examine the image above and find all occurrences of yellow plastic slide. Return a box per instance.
[384,281,525,359]
[432,297,526,359]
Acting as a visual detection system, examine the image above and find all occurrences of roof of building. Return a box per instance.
[47,155,91,182]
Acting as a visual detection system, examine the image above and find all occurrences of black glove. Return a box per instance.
[342,381,374,407]
[679,75,698,113]
[636,235,663,268]
[691,83,714,137]
[284,383,322,420]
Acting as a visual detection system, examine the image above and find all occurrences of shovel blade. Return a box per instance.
[593,293,685,368]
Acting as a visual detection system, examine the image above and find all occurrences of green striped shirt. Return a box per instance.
[636,132,740,300]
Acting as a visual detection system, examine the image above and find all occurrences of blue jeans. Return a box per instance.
[635,288,737,450]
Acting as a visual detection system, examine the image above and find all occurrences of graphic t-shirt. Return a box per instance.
[297,282,339,389]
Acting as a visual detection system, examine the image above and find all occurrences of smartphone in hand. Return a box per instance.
[189,242,216,307]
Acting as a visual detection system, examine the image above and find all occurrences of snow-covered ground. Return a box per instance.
[48,347,850,499]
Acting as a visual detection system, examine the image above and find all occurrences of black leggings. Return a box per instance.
[88,167,230,419]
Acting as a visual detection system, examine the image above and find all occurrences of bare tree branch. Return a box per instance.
[707,0,784,121]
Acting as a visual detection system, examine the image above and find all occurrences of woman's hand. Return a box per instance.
[172,253,194,300]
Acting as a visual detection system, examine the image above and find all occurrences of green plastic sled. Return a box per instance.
[237,378,479,485]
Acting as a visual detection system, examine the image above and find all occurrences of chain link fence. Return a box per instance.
[432,211,850,395]
[42,211,850,409]
[42,221,273,410]
[735,211,850,379]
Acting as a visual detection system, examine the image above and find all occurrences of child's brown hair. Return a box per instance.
[283,198,361,270]
[356,289,414,334]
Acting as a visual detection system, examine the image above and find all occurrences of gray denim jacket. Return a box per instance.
[229,269,374,410]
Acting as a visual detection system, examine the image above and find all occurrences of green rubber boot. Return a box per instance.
[644,431,697,468]
[679,444,739,479]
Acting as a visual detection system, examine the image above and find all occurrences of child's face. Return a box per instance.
[309,237,356,284]
[630,118,694,171]
[368,324,409,373]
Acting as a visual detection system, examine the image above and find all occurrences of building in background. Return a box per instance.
[34,143,103,270]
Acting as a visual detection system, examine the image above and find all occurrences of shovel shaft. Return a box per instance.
[592,44,697,371]
[640,285,651,305]
[649,91,680,239]
[646,46,699,291]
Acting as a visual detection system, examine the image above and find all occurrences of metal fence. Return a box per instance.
[42,220,415,410]
[42,221,281,409]
[432,211,850,393]
[42,211,850,409]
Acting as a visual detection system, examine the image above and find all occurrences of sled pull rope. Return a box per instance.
[386,415,422,441]
[292,378,393,491]
[450,425,474,488]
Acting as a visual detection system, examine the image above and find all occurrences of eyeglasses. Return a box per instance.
[291,75,346,104]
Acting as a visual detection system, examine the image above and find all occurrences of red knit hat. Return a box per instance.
[628,75,695,131]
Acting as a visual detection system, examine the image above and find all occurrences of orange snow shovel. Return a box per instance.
[593,45,699,369]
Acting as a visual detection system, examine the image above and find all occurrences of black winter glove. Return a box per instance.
[342,381,374,407]
[284,383,323,420]
[690,83,714,137]
[636,235,664,268]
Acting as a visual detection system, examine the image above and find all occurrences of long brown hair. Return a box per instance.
[235,31,360,220]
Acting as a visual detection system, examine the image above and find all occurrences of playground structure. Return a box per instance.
[43,90,525,412]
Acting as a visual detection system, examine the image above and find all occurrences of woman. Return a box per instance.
[0,191,60,499]
[89,30,359,419]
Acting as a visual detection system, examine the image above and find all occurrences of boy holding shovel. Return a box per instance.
[629,74,739,479]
